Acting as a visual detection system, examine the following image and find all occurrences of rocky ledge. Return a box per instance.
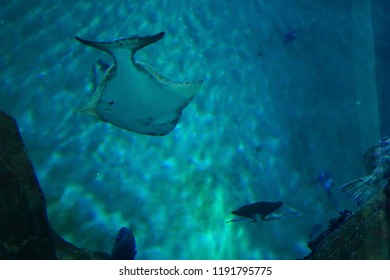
[0,112,109,259]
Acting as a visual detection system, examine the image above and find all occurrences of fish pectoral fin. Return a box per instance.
[137,61,203,103]
[225,218,242,223]
[261,213,282,221]
[339,176,374,205]
[73,105,100,118]
[225,217,255,223]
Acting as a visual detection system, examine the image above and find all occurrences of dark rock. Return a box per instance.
[0,112,56,259]
[0,111,109,259]
[306,210,352,254]
[305,187,390,259]
[53,231,109,260]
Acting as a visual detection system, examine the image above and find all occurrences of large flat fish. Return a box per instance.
[74,32,203,136]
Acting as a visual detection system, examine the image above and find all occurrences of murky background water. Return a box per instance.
[1,0,389,259]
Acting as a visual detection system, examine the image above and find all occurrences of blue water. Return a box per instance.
[0,0,384,259]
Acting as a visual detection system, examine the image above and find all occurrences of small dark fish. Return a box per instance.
[318,170,333,190]
[283,31,297,44]
[110,227,137,260]
[317,170,334,196]
[228,201,283,223]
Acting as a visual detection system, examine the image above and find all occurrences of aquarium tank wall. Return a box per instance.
[1,0,389,259]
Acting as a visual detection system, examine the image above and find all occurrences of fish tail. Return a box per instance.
[74,32,165,55]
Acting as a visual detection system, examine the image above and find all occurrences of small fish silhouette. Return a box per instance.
[317,170,334,199]
[227,201,283,223]
[283,31,297,44]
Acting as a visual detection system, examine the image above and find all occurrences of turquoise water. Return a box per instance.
[1,0,386,259]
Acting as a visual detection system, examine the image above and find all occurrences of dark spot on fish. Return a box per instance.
[109,101,115,106]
